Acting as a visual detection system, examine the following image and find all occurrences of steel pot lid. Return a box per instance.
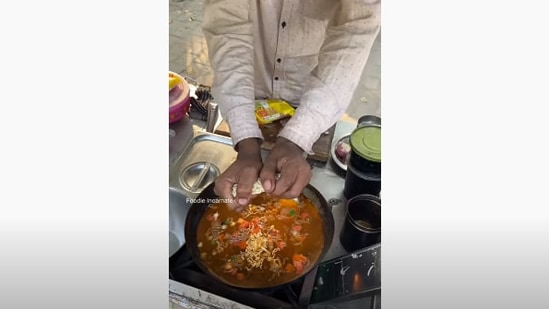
[350,126,381,163]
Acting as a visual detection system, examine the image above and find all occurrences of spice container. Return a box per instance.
[339,194,381,252]
[349,125,381,175]
[343,115,381,198]
[343,161,381,198]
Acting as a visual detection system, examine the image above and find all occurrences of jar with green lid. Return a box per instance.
[349,125,381,175]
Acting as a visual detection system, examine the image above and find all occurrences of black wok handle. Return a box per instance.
[297,265,319,307]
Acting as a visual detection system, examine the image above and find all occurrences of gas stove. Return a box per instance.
[169,243,381,309]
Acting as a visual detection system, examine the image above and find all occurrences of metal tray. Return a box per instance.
[169,133,237,198]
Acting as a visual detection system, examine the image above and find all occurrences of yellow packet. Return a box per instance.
[254,99,295,125]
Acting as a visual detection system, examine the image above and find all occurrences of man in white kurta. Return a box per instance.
[202,0,380,211]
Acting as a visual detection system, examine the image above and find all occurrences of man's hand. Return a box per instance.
[260,137,312,198]
[214,138,262,212]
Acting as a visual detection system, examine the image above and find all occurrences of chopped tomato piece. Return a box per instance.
[236,273,245,280]
[277,241,287,250]
[300,212,310,219]
[238,219,250,229]
[284,263,296,273]
[293,261,304,274]
[250,219,261,233]
[233,241,247,250]
[292,253,308,265]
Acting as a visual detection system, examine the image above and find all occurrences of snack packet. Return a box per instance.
[254,99,295,125]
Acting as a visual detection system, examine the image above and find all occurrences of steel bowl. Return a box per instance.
[330,134,351,175]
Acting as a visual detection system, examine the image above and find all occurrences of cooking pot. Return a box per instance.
[184,182,335,290]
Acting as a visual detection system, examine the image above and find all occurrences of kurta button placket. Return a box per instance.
[272,2,294,98]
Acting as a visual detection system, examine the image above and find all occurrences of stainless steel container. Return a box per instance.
[339,194,381,252]
[343,115,381,198]
[343,160,381,198]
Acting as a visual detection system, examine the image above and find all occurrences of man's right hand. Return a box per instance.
[214,138,263,212]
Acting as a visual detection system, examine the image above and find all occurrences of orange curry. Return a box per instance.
[196,193,324,288]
